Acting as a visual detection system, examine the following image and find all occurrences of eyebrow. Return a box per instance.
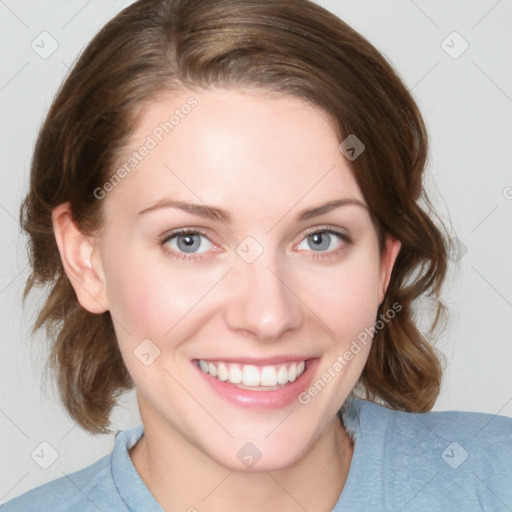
[137,198,367,223]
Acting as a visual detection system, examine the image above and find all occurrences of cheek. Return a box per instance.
[296,252,382,340]
[103,259,163,335]
[101,258,194,386]
[102,246,222,347]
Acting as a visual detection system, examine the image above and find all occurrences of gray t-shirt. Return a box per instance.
[2,397,511,511]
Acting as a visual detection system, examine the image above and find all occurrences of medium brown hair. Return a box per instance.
[21,0,448,433]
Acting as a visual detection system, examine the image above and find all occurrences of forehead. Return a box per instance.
[105,87,365,222]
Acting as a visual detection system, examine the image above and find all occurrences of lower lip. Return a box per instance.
[193,359,320,409]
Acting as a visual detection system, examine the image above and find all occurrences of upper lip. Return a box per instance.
[194,356,317,366]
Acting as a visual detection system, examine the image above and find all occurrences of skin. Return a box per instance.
[53,87,401,512]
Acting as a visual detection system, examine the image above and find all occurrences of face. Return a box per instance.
[86,88,400,470]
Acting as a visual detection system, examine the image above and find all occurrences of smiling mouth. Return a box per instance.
[195,359,309,390]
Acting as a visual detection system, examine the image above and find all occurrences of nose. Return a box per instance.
[223,254,304,342]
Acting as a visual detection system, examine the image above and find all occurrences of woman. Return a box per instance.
[3,0,511,510]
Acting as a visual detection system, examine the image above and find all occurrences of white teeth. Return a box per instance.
[217,362,229,381]
[198,359,307,388]
[276,365,288,385]
[208,362,218,377]
[288,362,297,382]
[260,366,277,386]
[229,364,242,384]
[242,365,260,386]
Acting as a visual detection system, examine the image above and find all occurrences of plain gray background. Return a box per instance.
[1,0,511,502]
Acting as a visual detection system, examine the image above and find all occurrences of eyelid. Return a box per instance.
[301,224,350,237]
[159,227,213,244]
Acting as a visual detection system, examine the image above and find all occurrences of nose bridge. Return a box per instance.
[224,243,303,341]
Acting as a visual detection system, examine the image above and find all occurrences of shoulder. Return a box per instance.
[349,395,512,443]
[341,397,512,510]
[0,425,146,512]
[0,455,116,512]
[345,396,512,445]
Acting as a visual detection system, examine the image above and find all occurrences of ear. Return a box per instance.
[52,203,108,314]
[378,234,401,305]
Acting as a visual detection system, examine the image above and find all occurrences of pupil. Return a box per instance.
[308,232,330,251]
[177,234,200,253]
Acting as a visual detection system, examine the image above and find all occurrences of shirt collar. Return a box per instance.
[111,425,164,512]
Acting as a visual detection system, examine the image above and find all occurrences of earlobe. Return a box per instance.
[378,235,401,305]
[52,203,108,314]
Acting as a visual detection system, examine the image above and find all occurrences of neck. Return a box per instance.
[129,410,353,512]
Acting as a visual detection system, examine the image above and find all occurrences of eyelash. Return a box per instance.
[158,225,352,262]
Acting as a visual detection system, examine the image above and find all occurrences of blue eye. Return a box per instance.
[163,231,213,254]
[297,229,348,253]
